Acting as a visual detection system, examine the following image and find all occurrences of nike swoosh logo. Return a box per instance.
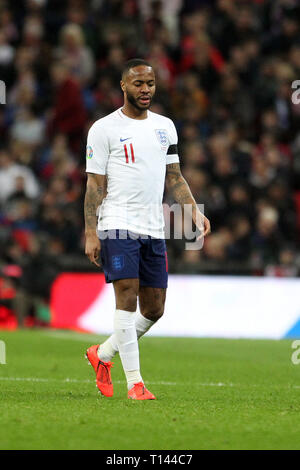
[120,137,131,142]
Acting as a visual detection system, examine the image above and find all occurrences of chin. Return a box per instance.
[139,102,151,110]
[134,100,152,110]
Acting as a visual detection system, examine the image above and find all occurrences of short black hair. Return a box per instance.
[121,58,152,80]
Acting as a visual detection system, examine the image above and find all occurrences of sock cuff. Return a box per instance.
[135,311,155,327]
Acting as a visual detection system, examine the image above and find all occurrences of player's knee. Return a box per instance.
[115,281,138,311]
[122,289,137,311]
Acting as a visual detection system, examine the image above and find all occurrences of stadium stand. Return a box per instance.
[0,0,300,326]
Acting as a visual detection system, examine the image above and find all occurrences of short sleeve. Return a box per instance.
[166,119,179,165]
[86,122,109,175]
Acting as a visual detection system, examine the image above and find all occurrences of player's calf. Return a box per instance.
[139,286,166,322]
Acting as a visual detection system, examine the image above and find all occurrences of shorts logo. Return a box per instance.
[111,255,124,271]
[155,129,168,147]
[86,146,93,159]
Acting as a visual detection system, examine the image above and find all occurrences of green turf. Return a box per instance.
[0,329,300,450]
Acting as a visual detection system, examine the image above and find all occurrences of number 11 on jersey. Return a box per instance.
[124,143,135,164]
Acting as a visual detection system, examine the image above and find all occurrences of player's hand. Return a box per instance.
[85,233,101,267]
[196,214,211,241]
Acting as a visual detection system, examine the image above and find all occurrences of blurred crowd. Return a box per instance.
[0,0,300,324]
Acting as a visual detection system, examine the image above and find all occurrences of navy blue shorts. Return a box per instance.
[99,230,168,288]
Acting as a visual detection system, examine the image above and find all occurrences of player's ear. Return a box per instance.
[120,80,125,93]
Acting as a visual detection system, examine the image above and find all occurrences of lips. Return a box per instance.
[139,96,150,104]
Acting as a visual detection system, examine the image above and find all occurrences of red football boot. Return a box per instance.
[85,344,113,397]
[128,382,156,400]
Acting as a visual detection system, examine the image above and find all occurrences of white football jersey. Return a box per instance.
[86,108,179,238]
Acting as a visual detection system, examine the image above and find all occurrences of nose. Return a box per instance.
[140,83,150,94]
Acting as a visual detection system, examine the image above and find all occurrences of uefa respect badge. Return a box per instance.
[86,146,93,159]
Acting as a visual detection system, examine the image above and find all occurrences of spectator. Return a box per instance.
[48,61,87,153]
[252,207,284,265]
[10,105,44,147]
[55,23,95,86]
[0,30,14,67]
[0,150,39,204]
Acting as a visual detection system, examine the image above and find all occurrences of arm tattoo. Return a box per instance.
[166,163,195,207]
[84,176,106,233]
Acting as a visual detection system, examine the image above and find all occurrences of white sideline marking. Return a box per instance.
[41,330,106,342]
[0,376,299,389]
[0,376,231,387]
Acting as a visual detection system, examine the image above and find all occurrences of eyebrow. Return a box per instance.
[133,79,155,83]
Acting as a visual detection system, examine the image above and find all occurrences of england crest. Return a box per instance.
[112,255,125,271]
[155,129,168,147]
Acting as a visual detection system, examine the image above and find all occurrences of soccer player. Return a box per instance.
[84,59,210,400]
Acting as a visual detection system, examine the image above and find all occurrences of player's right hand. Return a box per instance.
[85,234,101,267]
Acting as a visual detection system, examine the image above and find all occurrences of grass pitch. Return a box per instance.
[0,329,300,450]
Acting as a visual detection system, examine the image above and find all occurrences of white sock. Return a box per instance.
[126,370,143,390]
[113,309,143,390]
[98,312,155,362]
[135,311,155,339]
[98,335,118,362]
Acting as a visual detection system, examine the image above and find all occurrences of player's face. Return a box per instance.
[121,66,156,110]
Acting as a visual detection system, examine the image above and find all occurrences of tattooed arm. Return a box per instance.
[84,173,107,266]
[165,163,211,238]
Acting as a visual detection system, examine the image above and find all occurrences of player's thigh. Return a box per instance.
[139,286,166,320]
[139,238,168,289]
[100,230,140,283]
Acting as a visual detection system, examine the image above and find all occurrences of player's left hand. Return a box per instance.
[196,214,211,241]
